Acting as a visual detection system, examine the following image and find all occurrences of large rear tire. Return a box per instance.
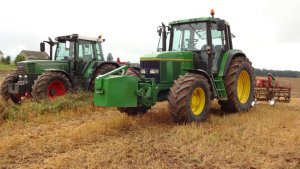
[168,74,211,123]
[90,64,117,91]
[220,57,254,112]
[0,72,21,103]
[32,72,71,100]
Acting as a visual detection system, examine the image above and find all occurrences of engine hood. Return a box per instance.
[140,51,193,62]
[17,60,70,74]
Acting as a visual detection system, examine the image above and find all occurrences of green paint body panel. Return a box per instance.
[83,61,97,78]
[94,75,139,107]
[20,60,70,74]
[141,51,193,61]
[141,51,194,85]
[218,51,230,77]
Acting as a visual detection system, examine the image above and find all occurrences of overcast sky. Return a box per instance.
[0,0,299,71]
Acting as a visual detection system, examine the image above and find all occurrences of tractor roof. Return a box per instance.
[55,34,104,42]
[169,17,229,25]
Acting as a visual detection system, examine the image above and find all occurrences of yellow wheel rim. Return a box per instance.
[190,87,206,115]
[237,70,251,104]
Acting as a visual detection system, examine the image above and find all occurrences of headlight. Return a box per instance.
[150,69,159,74]
[140,69,146,74]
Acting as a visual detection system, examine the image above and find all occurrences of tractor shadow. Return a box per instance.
[209,101,236,117]
[140,101,238,125]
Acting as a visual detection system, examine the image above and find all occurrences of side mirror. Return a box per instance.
[217,20,226,31]
[40,42,45,52]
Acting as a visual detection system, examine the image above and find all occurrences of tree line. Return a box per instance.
[1,56,11,64]
[255,68,300,78]
[1,55,26,65]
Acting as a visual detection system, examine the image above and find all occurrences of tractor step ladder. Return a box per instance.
[213,76,227,100]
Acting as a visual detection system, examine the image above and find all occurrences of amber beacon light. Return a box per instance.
[210,9,215,17]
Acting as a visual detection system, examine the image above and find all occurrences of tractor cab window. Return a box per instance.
[211,23,226,74]
[55,41,75,60]
[171,22,207,51]
[211,23,225,52]
[78,40,94,61]
[95,42,104,60]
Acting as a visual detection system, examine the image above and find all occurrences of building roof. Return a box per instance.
[19,50,49,60]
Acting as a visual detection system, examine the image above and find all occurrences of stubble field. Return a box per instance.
[0,72,299,169]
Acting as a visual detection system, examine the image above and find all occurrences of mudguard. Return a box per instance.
[218,49,246,77]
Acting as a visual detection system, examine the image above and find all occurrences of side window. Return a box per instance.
[172,30,182,51]
[78,40,94,60]
[95,43,104,60]
[211,23,225,50]
[183,30,191,49]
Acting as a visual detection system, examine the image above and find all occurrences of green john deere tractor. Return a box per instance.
[94,11,255,123]
[0,34,120,103]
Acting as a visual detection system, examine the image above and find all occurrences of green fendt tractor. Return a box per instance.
[0,34,120,103]
[94,10,255,123]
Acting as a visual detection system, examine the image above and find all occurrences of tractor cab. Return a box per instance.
[40,34,106,75]
[157,12,233,75]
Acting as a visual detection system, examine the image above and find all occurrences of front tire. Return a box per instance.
[220,57,254,112]
[31,72,71,100]
[168,74,211,123]
[0,72,21,103]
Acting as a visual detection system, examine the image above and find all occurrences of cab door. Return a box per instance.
[75,40,95,75]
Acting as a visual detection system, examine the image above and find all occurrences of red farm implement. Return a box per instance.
[254,76,291,104]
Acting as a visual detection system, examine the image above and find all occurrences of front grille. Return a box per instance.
[27,63,36,73]
[140,61,160,83]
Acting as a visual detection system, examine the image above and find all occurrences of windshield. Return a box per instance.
[171,22,207,51]
[55,41,75,60]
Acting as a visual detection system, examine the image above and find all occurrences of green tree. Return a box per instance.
[14,55,26,65]
[0,57,5,63]
[4,56,11,64]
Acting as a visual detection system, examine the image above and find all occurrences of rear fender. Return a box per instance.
[218,50,246,76]
[44,69,72,83]
[91,61,120,77]
[86,61,120,90]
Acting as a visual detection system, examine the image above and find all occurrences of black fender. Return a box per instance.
[86,61,120,90]
[222,49,247,76]
[185,69,218,99]
[93,61,120,70]
[44,69,73,83]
